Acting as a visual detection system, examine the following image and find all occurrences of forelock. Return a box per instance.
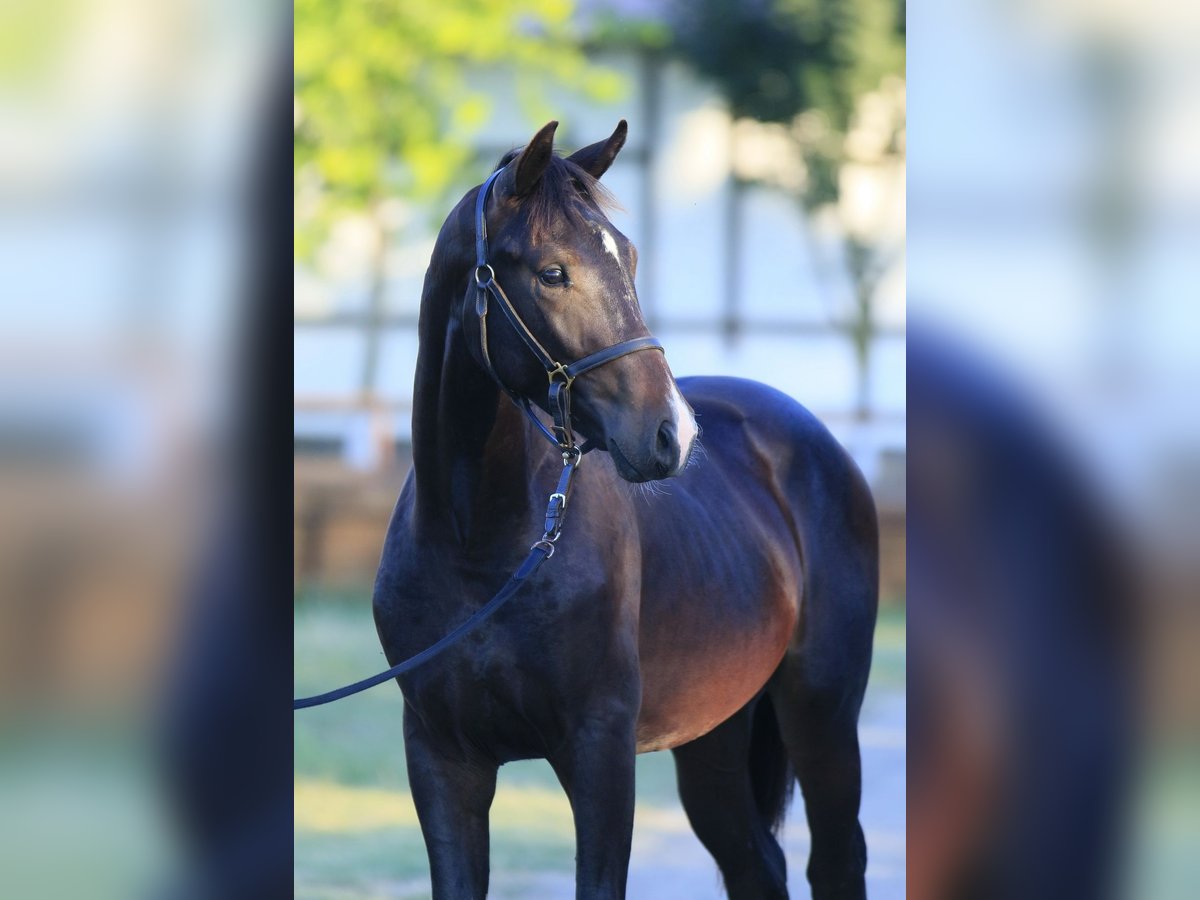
[491,151,619,240]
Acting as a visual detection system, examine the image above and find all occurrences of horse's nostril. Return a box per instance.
[654,420,678,476]
[657,421,674,454]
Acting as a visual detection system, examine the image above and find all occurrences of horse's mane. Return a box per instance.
[492,149,619,240]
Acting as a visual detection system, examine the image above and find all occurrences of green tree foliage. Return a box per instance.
[671,0,905,416]
[670,0,904,209]
[294,0,622,259]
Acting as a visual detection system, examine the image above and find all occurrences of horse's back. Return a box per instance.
[678,375,855,471]
[678,374,876,538]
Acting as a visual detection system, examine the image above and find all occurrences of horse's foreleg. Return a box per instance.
[549,713,638,900]
[403,704,497,900]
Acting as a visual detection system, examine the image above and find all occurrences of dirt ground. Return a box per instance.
[489,690,906,900]
[294,603,906,899]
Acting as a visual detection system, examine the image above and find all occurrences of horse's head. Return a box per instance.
[464,120,697,482]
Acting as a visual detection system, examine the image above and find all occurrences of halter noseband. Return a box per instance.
[471,167,664,461]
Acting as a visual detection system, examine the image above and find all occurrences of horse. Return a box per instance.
[371,119,879,899]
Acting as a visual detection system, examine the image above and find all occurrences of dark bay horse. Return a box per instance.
[371,120,878,899]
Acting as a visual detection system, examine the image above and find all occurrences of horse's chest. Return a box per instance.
[395,627,563,759]
[381,571,612,760]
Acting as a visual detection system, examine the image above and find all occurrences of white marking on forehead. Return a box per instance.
[589,222,639,333]
[596,225,621,264]
[668,382,699,470]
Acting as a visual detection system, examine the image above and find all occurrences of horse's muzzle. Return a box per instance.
[607,416,691,483]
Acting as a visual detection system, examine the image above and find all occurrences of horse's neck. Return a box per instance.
[411,308,536,550]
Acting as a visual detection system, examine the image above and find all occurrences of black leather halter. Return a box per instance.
[471,167,663,456]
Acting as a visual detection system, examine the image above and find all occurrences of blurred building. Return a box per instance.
[294,41,906,599]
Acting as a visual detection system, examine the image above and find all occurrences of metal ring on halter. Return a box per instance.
[474,264,495,287]
[531,538,557,557]
[547,362,574,386]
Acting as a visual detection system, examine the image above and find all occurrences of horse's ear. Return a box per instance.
[514,120,558,197]
[566,119,627,180]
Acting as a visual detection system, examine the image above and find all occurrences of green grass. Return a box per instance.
[294,596,906,898]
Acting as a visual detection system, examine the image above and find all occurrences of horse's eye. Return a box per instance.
[539,267,566,286]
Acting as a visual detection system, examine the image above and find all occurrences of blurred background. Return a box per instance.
[0,0,1194,897]
[291,0,906,897]
[1,1,288,898]
[908,0,1199,897]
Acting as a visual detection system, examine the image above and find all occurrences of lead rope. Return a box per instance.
[293,449,580,710]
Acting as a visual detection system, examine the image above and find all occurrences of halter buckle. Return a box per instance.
[547,362,574,387]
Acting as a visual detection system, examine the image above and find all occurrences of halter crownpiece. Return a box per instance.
[471,167,664,457]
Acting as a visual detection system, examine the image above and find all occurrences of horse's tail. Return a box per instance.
[750,691,795,834]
